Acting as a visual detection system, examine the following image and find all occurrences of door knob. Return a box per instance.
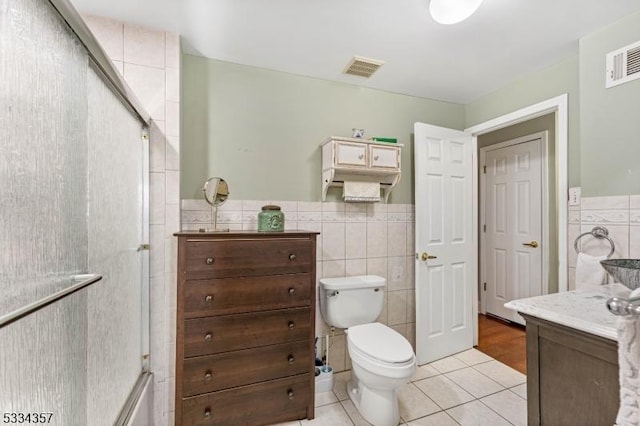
[421,252,437,261]
[522,241,539,248]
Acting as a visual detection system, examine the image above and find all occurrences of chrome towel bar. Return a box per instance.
[574,226,615,258]
[0,274,102,328]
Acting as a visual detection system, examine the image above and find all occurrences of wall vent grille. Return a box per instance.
[343,56,385,78]
[606,40,640,88]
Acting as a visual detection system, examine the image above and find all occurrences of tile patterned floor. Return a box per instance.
[275,348,527,426]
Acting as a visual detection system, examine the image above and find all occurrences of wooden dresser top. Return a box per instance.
[174,230,320,238]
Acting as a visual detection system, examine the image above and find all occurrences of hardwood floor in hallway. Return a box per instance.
[476,314,527,374]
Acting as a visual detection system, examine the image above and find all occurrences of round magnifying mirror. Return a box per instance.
[203,177,229,207]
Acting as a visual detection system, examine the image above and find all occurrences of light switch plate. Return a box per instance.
[569,187,581,206]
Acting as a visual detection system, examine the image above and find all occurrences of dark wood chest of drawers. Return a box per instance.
[174,231,318,426]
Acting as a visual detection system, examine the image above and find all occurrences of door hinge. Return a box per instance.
[483,165,486,174]
[483,282,487,291]
[138,244,150,251]
[483,224,486,232]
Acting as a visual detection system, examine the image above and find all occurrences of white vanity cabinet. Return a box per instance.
[321,136,402,202]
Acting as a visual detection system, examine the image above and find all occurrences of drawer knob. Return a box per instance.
[288,354,295,364]
[288,321,295,330]
[289,253,297,261]
[204,332,213,341]
[288,287,296,295]
[204,371,212,382]
[205,257,214,265]
[287,389,295,400]
[203,408,211,418]
[204,295,213,303]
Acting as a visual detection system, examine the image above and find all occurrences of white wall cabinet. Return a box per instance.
[321,136,402,202]
[336,141,368,167]
[370,144,400,169]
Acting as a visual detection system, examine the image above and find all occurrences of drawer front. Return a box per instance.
[182,374,310,426]
[335,141,367,167]
[370,145,400,169]
[184,308,311,357]
[185,239,312,280]
[183,340,310,397]
[184,274,312,318]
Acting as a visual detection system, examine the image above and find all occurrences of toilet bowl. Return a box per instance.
[346,322,416,426]
[318,276,416,426]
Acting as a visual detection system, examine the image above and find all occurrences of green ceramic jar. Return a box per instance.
[258,205,285,232]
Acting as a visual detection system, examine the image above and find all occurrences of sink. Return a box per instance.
[600,259,640,290]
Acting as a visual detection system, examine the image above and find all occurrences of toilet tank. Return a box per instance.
[319,275,385,329]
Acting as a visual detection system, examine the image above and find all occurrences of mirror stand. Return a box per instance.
[207,204,229,233]
[199,177,230,233]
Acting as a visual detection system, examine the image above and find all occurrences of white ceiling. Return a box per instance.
[70,0,640,104]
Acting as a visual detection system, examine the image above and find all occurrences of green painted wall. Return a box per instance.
[465,56,580,188]
[579,10,640,196]
[182,10,640,201]
[181,55,465,203]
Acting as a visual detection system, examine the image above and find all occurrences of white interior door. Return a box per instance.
[414,123,475,365]
[483,137,543,325]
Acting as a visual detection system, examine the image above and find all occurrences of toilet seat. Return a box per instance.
[348,322,414,364]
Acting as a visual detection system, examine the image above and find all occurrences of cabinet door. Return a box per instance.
[370,145,400,169]
[335,141,367,167]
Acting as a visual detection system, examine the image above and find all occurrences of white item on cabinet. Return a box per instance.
[321,136,402,203]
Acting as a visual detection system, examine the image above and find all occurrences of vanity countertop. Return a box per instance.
[505,284,631,341]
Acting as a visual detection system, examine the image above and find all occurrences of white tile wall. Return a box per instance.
[84,16,181,426]
[182,199,417,373]
[568,194,640,290]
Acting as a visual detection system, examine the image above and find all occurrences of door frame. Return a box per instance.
[465,94,569,345]
[479,131,550,316]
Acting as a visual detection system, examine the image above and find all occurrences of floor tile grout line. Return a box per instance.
[315,350,525,425]
[406,377,525,418]
[467,363,527,390]
[476,397,519,426]
[336,399,357,426]
[326,374,525,425]
[442,365,510,393]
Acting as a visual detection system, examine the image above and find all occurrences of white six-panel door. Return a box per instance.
[484,137,543,325]
[414,123,475,365]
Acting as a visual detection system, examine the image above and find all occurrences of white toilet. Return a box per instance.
[319,275,416,426]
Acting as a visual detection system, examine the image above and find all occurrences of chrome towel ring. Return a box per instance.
[574,226,615,258]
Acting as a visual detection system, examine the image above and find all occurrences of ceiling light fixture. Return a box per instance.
[429,0,483,25]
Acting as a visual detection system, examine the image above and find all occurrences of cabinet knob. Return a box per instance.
[204,371,212,382]
[204,332,213,341]
[358,154,364,160]
[288,321,295,330]
[203,408,211,418]
[287,389,295,399]
[288,354,295,364]
[374,155,379,160]
[288,287,296,295]
[204,295,213,303]
[205,257,214,265]
[289,253,297,261]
